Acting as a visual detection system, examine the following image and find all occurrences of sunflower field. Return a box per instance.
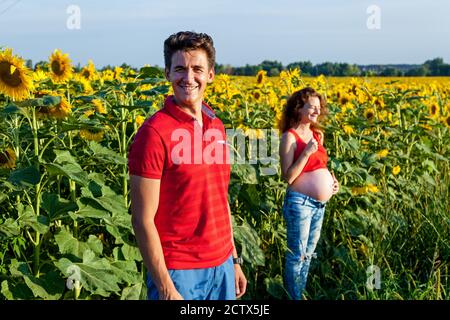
[0,48,449,300]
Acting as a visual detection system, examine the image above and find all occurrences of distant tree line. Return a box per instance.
[30,58,450,77]
[214,58,450,77]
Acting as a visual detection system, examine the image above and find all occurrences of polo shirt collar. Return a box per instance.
[164,95,216,123]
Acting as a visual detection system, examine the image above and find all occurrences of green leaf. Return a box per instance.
[1,280,33,300]
[232,164,258,184]
[264,275,288,299]
[17,95,61,107]
[53,149,78,165]
[1,103,21,115]
[88,141,126,165]
[120,282,146,300]
[54,229,102,259]
[17,204,49,234]
[46,163,89,187]
[110,260,141,285]
[23,271,64,299]
[0,218,20,239]
[8,166,40,186]
[138,66,164,79]
[80,184,128,217]
[121,243,143,262]
[41,193,77,221]
[233,219,265,267]
[422,159,438,173]
[420,172,436,186]
[42,95,62,106]
[8,260,64,299]
[75,199,111,220]
[56,251,121,297]
[140,85,170,97]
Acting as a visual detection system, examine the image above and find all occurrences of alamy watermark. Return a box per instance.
[366,265,381,290]
[66,264,81,290]
[66,5,81,30]
[169,127,280,175]
[367,5,381,30]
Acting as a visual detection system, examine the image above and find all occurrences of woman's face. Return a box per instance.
[299,96,321,124]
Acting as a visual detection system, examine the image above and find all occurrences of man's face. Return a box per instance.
[165,49,214,109]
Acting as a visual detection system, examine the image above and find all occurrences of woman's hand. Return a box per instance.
[331,172,339,195]
[304,137,318,157]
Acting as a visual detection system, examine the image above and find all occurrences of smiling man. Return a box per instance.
[128,31,247,300]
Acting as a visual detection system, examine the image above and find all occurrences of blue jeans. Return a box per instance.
[147,255,236,300]
[282,189,326,300]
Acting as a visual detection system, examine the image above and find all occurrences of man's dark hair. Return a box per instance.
[164,31,216,71]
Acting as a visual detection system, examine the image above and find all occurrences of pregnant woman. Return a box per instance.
[279,87,339,300]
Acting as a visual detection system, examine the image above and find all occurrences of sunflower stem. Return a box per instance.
[31,107,42,277]
[120,105,128,206]
[68,131,78,238]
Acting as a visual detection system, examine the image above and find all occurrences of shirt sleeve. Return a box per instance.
[128,124,165,179]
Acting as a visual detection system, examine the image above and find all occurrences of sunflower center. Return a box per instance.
[257,74,263,84]
[82,69,91,79]
[431,105,437,115]
[0,151,7,164]
[0,61,22,87]
[51,60,65,76]
[446,117,450,126]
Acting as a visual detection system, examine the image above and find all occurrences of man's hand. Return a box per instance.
[234,264,247,299]
[159,287,184,300]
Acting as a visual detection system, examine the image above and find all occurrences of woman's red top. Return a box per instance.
[288,128,328,173]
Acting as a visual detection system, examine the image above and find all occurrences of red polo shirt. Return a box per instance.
[128,96,233,269]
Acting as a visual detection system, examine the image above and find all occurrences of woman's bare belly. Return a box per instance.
[289,168,334,202]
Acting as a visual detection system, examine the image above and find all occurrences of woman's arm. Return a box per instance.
[279,131,318,185]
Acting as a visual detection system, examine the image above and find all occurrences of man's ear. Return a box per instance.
[208,67,215,83]
[165,68,170,81]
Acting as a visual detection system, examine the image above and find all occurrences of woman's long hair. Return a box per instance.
[280,87,328,133]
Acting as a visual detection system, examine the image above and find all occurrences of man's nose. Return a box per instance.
[183,68,195,82]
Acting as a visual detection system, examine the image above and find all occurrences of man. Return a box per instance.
[128,31,247,300]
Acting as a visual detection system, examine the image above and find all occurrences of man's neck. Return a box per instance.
[173,97,203,122]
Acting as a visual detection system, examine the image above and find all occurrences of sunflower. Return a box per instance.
[429,102,439,117]
[101,69,114,82]
[74,74,94,94]
[392,165,401,176]
[364,108,375,121]
[92,99,107,114]
[256,70,266,86]
[0,147,17,169]
[252,90,262,101]
[376,149,389,158]
[0,49,33,101]
[136,115,145,127]
[342,124,355,135]
[32,69,48,83]
[49,96,72,119]
[443,115,450,128]
[114,66,123,80]
[49,49,73,83]
[79,128,104,141]
[80,60,97,81]
[339,93,351,105]
[34,89,57,118]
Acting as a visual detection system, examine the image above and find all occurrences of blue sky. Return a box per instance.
[1,0,449,68]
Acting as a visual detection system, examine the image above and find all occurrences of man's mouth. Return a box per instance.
[180,85,199,91]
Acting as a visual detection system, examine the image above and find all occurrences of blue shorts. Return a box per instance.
[147,254,236,300]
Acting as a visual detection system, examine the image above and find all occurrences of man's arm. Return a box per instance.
[130,175,183,300]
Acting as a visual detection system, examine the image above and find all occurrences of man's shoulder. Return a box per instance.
[143,108,177,132]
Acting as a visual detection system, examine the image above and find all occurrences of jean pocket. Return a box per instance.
[285,196,306,210]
